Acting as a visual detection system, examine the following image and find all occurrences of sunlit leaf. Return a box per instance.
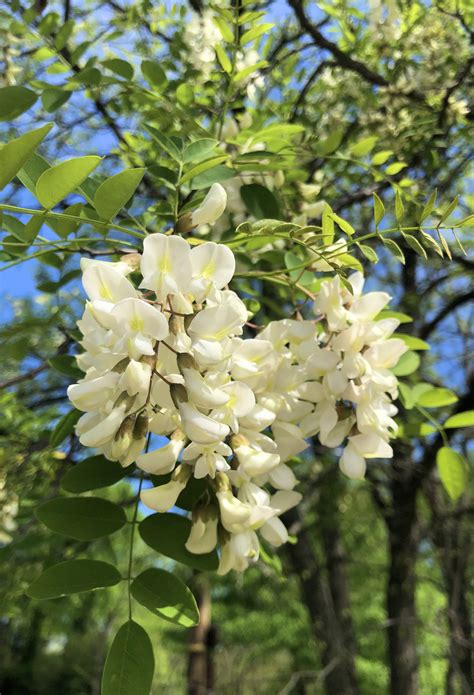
[102,621,154,695]
[0,86,38,121]
[436,447,467,501]
[94,168,145,219]
[36,156,102,208]
[0,124,53,191]
[131,568,199,627]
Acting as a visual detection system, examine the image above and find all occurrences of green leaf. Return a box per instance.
[395,189,404,222]
[233,60,268,82]
[102,621,154,695]
[444,411,474,429]
[373,192,385,226]
[321,204,335,244]
[181,155,228,185]
[0,124,53,191]
[240,183,281,219]
[376,310,413,323]
[241,23,274,45]
[41,88,71,112]
[438,195,459,226]
[69,67,101,86]
[50,409,81,447]
[419,189,437,223]
[177,476,209,511]
[401,232,428,259]
[48,354,82,378]
[36,156,102,209]
[0,86,38,121]
[391,350,420,376]
[182,139,219,164]
[94,168,145,220]
[329,212,355,236]
[372,150,393,165]
[396,334,430,350]
[382,237,405,264]
[36,497,127,540]
[55,20,74,50]
[141,60,167,88]
[454,214,474,228]
[215,44,232,73]
[139,512,218,571]
[398,382,415,409]
[253,124,304,140]
[145,125,181,162]
[213,16,234,42]
[420,230,443,257]
[48,202,83,238]
[436,447,467,501]
[397,422,436,437]
[417,388,458,408]
[176,83,193,106]
[192,165,236,189]
[131,568,199,627]
[284,251,313,284]
[102,58,134,80]
[350,136,378,157]
[61,455,130,493]
[358,244,379,263]
[27,559,121,599]
[17,152,50,195]
[316,129,344,155]
[411,382,434,404]
[386,162,407,176]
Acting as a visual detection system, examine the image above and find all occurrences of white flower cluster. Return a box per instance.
[184,11,264,99]
[67,186,406,573]
[184,10,222,81]
[252,273,408,480]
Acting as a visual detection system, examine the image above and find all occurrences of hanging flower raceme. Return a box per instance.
[68,215,302,574]
[68,197,407,574]
[248,273,408,480]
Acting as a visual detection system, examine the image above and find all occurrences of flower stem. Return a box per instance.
[126,463,146,620]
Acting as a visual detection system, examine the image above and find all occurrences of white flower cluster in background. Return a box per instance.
[184,11,265,99]
[67,185,406,573]
[183,10,222,81]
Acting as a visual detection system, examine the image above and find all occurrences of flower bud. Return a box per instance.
[177,352,200,374]
[190,183,227,227]
[109,414,136,459]
[185,506,218,555]
[170,383,189,408]
[133,411,149,440]
[175,212,194,234]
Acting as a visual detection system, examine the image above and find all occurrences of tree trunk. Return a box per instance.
[385,474,419,695]
[285,506,359,695]
[425,482,473,695]
[187,579,216,695]
[319,473,359,694]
